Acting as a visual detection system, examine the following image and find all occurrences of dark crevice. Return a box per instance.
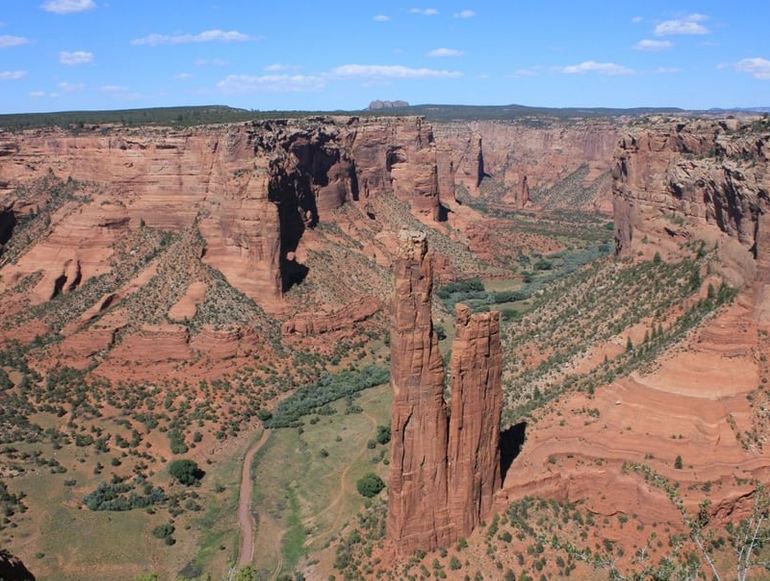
[51,274,67,299]
[500,421,527,485]
[0,208,16,246]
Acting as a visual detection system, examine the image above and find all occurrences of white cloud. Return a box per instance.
[454,9,475,19]
[559,61,634,76]
[42,0,96,14]
[735,57,770,80]
[427,48,464,58]
[29,90,45,97]
[174,72,192,80]
[654,13,710,36]
[59,50,93,65]
[655,67,682,74]
[195,58,228,67]
[633,39,672,51]
[264,63,300,72]
[217,74,326,93]
[332,64,462,79]
[409,8,438,16]
[513,67,540,77]
[57,81,84,92]
[131,29,257,46]
[0,35,30,48]
[632,16,643,24]
[0,70,26,80]
[373,14,390,22]
[100,84,142,100]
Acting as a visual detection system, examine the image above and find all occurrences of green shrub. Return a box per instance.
[152,523,174,539]
[356,473,385,498]
[168,459,204,485]
[375,425,391,445]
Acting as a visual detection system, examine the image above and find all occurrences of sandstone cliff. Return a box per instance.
[434,119,619,211]
[0,116,443,313]
[612,117,770,267]
[387,231,503,554]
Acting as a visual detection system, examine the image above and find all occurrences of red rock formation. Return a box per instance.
[518,175,531,207]
[0,117,444,313]
[282,295,379,336]
[434,119,618,210]
[387,230,453,551]
[447,304,503,536]
[612,117,770,265]
[387,231,503,554]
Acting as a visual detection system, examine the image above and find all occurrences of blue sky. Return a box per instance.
[0,0,768,113]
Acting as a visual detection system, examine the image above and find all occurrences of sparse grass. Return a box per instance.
[250,384,391,577]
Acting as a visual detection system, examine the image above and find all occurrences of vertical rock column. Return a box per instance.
[447,304,503,536]
[386,230,453,552]
[754,208,770,325]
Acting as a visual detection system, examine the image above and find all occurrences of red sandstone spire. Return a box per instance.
[387,231,503,554]
[447,304,503,536]
[386,230,453,552]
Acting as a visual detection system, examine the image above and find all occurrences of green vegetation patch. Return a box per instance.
[265,365,389,428]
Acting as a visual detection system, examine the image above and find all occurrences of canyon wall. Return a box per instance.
[387,231,503,554]
[0,117,442,311]
[612,117,770,261]
[433,119,619,211]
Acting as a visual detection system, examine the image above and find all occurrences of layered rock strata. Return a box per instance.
[387,231,503,553]
[0,116,443,312]
[433,119,619,210]
[612,117,770,260]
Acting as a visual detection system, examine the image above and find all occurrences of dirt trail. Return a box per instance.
[304,410,378,547]
[237,428,271,568]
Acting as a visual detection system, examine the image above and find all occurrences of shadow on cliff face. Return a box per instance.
[0,208,16,247]
[0,549,36,580]
[500,422,527,485]
[271,173,316,293]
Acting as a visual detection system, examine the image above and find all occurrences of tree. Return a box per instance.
[375,425,391,445]
[674,455,683,470]
[356,473,385,498]
[233,567,258,581]
[168,459,204,485]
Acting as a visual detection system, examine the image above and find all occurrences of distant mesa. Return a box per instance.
[368,100,410,111]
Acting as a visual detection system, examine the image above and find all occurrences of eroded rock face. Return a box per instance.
[612,117,770,261]
[0,117,443,312]
[282,295,379,336]
[433,119,619,210]
[387,230,453,552]
[447,304,503,536]
[387,231,503,554]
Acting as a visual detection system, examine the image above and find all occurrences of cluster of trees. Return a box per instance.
[84,476,166,511]
[265,365,389,428]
